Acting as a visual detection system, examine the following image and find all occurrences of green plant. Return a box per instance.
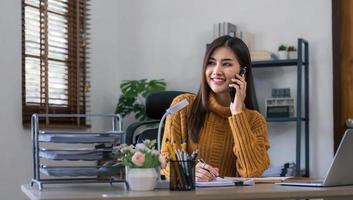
[111,139,165,168]
[278,45,287,51]
[287,46,296,51]
[115,79,166,121]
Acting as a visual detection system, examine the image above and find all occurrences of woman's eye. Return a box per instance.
[207,61,215,65]
[223,63,232,67]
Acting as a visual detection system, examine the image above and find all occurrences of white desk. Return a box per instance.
[21,183,353,200]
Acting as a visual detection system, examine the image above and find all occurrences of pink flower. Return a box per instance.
[159,155,166,169]
[131,151,145,167]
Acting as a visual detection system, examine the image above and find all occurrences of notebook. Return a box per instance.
[196,177,254,187]
[277,129,353,187]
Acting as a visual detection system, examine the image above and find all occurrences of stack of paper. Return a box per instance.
[262,162,296,177]
[196,177,254,187]
[228,177,291,184]
[196,177,236,187]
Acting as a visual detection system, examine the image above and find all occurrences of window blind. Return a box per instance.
[22,0,90,127]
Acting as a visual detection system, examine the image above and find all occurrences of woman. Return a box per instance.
[161,35,270,181]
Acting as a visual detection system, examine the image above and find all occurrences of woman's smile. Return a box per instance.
[210,76,226,85]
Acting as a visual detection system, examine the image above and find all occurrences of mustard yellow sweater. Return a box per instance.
[161,93,270,178]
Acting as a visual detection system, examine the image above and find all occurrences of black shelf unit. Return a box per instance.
[252,38,309,177]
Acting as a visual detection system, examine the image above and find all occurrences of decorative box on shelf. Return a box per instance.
[266,88,295,118]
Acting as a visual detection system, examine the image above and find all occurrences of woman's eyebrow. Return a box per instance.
[221,58,235,62]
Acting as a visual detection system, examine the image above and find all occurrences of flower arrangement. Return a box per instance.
[112,139,166,168]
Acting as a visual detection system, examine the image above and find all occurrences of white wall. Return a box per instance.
[91,0,333,178]
[0,0,332,199]
[0,0,32,199]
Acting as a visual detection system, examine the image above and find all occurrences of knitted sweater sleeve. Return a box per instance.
[228,111,270,177]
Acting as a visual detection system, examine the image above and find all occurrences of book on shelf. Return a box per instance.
[212,22,255,51]
[222,22,226,36]
[241,31,255,51]
[211,23,261,54]
[251,50,277,61]
[213,24,218,39]
[213,22,237,39]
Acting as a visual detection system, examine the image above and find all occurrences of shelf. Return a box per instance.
[250,38,309,177]
[266,117,307,122]
[252,59,307,68]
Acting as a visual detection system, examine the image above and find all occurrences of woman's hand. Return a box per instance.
[229,73,247,115]
[195,161,219,182]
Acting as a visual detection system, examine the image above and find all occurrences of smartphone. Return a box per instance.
[229,66,247,103]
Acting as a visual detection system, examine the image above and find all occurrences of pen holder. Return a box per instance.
[169,160,195,191]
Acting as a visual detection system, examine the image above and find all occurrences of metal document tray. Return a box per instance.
[39,148,111,161]
[31,114,127,190]
[38,132,123,144]
[40,165,123,177]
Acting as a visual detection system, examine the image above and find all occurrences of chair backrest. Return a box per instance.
[125,91,189,145]
[145,91,188,119]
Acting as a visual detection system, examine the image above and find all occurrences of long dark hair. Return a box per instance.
[187,35,258,143]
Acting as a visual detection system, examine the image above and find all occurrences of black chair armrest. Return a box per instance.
[125,120,160,144]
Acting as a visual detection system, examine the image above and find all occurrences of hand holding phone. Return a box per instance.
[229,67,247,103]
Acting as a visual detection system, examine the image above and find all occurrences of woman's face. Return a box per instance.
[205,47,241,95]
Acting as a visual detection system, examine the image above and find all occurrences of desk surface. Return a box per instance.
[21,183,353,200]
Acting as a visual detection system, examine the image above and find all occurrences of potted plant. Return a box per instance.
[287,46,297,59]
[115,79,166,121]
[277,44,288,60]
[111,139,166,191]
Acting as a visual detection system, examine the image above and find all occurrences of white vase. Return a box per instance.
[288,51,297,59]
[277,50,288,60]
[125,167,158,191]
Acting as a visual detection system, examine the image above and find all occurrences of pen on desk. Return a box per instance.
[166,139,184,189]
[198,158,217,178]
[191,149,198,160]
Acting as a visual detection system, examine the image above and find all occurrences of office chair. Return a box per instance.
[125,91,189,145]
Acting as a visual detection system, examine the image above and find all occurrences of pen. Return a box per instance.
[172,140,178,151]
[166,139,184,189]
[181,139,187,152]
[198,158,217,178]
[191,149,198,160]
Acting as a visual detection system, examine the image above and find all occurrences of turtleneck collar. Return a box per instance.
[208,93,232,118]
